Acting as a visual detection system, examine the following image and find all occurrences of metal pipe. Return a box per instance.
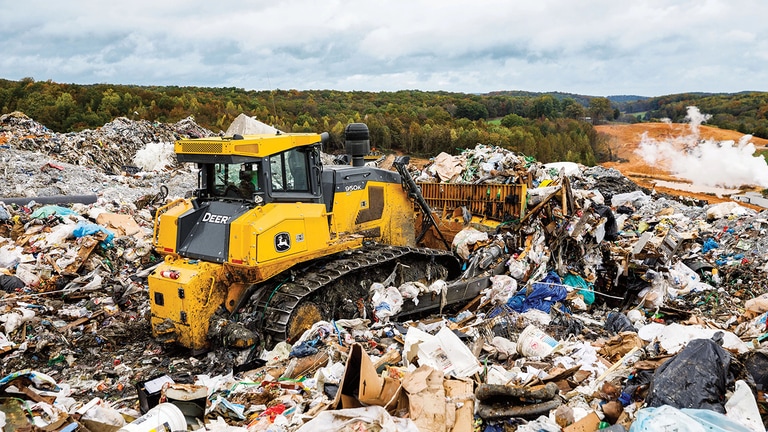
[0,195,98,205]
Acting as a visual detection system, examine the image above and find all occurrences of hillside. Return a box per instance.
[597,122,768,206]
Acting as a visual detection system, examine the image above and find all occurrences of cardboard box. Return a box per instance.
[333,343,403,412]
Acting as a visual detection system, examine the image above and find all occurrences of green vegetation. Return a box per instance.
[1,78,765,165]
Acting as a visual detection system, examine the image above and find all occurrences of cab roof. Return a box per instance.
[175,132,325,160]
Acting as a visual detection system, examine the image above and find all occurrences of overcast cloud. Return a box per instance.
[2,0,767,97]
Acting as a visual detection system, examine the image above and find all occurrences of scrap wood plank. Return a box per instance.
[631,231,654,256]
[63,232,107,275]
[18,382,56,405]
[372,348,401,370]
[457,294,483,314]
[58,310,104,333]
[0,344,17,355]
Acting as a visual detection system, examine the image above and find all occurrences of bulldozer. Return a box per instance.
[148,123,527,351]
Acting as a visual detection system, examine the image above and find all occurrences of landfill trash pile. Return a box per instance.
[0,112,204,205]
[2,114,768,432]
[0,111,211,176]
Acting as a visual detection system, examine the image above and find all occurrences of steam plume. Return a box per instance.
[635,106,768,188]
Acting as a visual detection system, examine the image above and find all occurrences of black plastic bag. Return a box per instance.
[594,204,619,241]
[0,274,25,292]
[645,335,733,413]
[604,311,635,334]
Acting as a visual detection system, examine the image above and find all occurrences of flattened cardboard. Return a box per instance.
[402,365,446,432]
[563,411,601,432]
[444,379,474,432]
[96,212,143,238]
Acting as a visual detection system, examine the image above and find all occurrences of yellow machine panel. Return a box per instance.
[149,257,226,350]
[152,199,193,254]
[330,182,415,246]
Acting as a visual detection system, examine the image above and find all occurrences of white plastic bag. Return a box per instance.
[725,380,766,432]
[452,228,488,260]
[631,405,757,432]
[371,283,403,320]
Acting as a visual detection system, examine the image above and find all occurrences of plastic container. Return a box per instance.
[117,403,186,432]
[516,324,559,358]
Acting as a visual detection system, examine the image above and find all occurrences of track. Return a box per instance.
[240,243,461,346]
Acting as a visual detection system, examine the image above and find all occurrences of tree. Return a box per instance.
[530,95,558,119]
[99,89,122,117]
[501,113,527,128]
[562,99,586,119]
[588,97,613,124]
[455,100,489,120]
[54,92,77,129]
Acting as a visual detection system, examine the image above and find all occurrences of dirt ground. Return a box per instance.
[597,122,768,207]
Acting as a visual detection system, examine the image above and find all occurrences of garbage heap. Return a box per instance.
[2,119,768,432]
[0,111,212,178]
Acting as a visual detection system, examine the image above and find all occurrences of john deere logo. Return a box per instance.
[275,232,291,252]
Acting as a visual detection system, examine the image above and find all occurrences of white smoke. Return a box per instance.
[635,106,768,188]
[685,106,711,136]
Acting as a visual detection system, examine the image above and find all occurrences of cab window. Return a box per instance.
[211,163,260,198]
[268,148,309,192]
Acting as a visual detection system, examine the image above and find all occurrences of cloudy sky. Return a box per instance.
[2,0,766,97]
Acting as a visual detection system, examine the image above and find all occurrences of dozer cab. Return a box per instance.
[149,123,526,350]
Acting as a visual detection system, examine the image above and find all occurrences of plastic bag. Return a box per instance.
[398,282,421,305]
[507,258,527,280]
[0,274,25,292]
[604,312,636,334]
[724,380,765,432]
[452,228,488,260]
[745,293,768,316]
[480,275,518,305]
[630,405,755,432]
[610,190,650,208]
[0,244,24,269]
[370,283,403,320]
[506,271,567,314]
[73,221,114,246]
[645,337,733,413]
[30,205,78,219]
[563,273,594,305]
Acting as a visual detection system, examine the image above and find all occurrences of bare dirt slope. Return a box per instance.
[596,123,768,206]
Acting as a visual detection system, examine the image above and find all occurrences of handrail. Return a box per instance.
[152,198,186,247]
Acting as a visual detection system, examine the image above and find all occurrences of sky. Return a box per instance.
[2,0,768,97]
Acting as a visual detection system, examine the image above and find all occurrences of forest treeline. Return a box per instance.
[1,77,766,165]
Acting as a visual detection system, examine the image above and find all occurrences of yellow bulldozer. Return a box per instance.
[148,123,526,351]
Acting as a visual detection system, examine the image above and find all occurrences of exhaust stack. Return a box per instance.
[344,123,370,167]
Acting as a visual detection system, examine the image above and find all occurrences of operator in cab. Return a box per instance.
[238,168,258,198]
